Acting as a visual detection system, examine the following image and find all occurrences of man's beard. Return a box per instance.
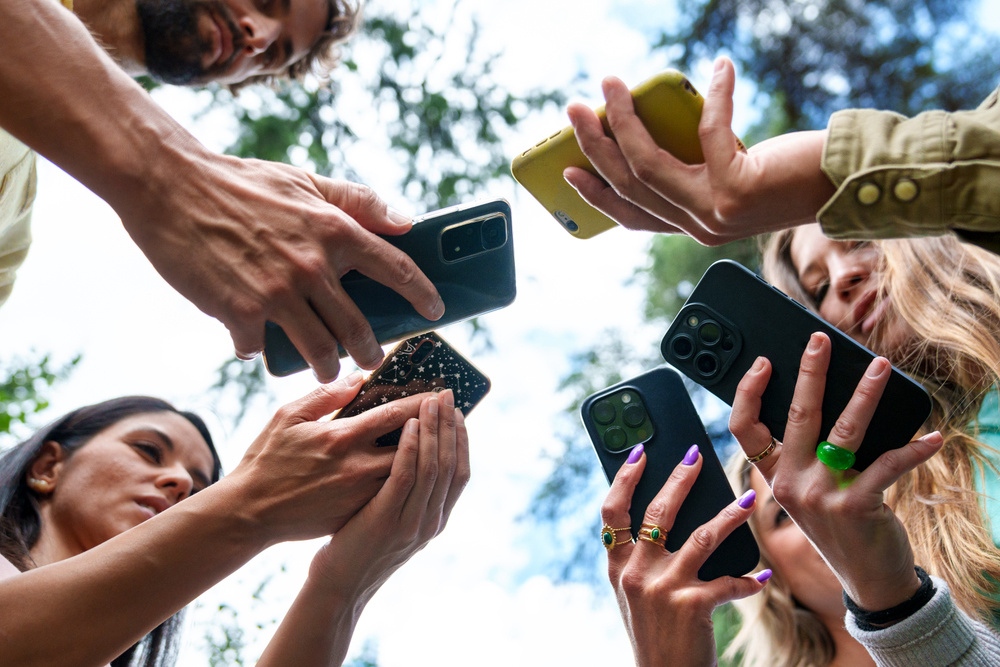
[136,0,241,85]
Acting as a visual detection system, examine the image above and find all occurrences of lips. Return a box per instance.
[135,496,170,520]
[851,289,891,336]
[204,9,234,69]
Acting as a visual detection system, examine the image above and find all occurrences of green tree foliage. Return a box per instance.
[658,0,1000,130]
[0,353,80,442]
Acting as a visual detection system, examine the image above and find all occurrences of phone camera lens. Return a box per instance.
[721,333,735,351]
[408,339,435,365]
[480,216,507,250]
[670,334,694,360]
[694,351,720,378]
[603,426,627,451]
[622,404,646,428]
[592,400,616,425]
[442,221,483,262]
[698,321,722,345]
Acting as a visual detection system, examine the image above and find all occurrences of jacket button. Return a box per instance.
[893,178,919,202]
[856,182,881,205]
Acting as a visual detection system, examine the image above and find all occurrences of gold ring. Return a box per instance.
[746,436,777,464]
[601,524,631,552]
[637,523,667,548]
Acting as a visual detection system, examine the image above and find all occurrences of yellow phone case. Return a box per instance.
[511,69,744,240]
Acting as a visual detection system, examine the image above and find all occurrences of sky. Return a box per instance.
[4,0,999,665]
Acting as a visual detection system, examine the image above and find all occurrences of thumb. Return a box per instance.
[289,371,366,421]
[308,176,412,236]
[699,56,739,164]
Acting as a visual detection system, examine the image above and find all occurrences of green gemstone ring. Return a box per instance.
[816,441,856,470]
[638,523,667,548]
[601,524,631,552]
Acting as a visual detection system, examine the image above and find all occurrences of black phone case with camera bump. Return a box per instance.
[582,366,759,581]
[262,198,516,376]
[660,260,932,472]
[333,331,491,447]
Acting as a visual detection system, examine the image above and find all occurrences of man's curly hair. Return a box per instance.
[233,0,362,90]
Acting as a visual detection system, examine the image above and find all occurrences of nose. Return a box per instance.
[829,258,869,301]
[239,13,281,56]
[156,465,195,504]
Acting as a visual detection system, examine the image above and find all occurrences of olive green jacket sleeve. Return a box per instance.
[818,84,1000,254]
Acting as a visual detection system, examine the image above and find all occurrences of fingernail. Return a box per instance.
[751,356,766,372]
[407,419,419,434]
[755,568,773,583]
[806,333,823,352]
[626,444,644,464]
[428,396,439,416]
[387,207,411,226]
[737,489,756,509]
[430,297,445,320]
[918,430,943,446]
[866,357,890,378]
[442,389,454,409]
[682,444,699,466]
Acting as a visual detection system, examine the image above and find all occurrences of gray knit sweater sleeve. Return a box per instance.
[845,577,1000,666]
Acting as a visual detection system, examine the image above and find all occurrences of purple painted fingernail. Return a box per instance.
[755,569,772,583]
[682,444,699,465]
[626,444,644,464]
[737,489,756,509]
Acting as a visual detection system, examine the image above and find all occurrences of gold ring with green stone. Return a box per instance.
[816,440,856,470]
[601,524,632,552]
[638,523,667,548]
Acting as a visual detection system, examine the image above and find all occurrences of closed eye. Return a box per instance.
[134,442,163,464]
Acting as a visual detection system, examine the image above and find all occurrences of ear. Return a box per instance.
[27,441,67,494]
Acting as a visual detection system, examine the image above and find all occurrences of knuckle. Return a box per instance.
[689,525,717,552]
[644,499,667,525]
[785,401,813,429]
[828,418,863,445]
[630,157,659,185]
[388,251,418,288]
[619,567,645,597]
[336,316,375,351]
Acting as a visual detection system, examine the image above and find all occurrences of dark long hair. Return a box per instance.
[0,396,222,667]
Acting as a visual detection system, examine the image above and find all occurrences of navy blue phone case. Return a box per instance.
[263,199,516,377]
[582,366,760,581]
[660,260,932,471]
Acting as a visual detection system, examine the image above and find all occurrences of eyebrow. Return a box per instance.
[134,426,212,489]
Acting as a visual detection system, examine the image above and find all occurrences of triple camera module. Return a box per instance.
[589,389,654,452]
[441,213,508,262]
[665,307,741,381]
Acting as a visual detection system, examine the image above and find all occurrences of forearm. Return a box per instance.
[0,478,270,667]
[0,0,210,221]
[256,575,371,667]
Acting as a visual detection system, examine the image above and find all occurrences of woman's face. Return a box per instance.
[788,223,912,351]
[748,469,846,622]
[37,411,215,556]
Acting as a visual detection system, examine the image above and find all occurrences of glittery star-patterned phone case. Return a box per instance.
[333,331,491,447]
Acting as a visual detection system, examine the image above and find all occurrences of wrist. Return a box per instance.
[844,566,934,630]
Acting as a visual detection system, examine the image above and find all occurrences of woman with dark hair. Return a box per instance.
[0,376,469,667]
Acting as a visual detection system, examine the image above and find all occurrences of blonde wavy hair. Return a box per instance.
[752,229,1000,634]
[723,454,835,667]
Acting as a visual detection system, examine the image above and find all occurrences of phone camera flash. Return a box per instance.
[621,393,632,404]
[687,315,700,327]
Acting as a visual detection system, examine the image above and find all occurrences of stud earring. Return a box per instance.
[27,477,53,493]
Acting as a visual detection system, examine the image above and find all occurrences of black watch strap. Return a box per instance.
[843,566,935,631]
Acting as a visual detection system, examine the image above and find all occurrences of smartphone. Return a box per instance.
[582,366,759,580]
[660,260,932,471]
[334,331,491,447]
[262,199,516,377]
[511,69,745,240]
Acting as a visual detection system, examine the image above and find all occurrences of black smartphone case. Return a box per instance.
[582,366,760,581]
[262,199,516,376]
[334,331,491,447]
[661,260,932,471]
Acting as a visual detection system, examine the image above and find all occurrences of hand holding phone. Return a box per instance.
[263,199,516,377]
[334,331,491,447]
[512,70,744,239]
[660,260,932,471]
[582,366,759,580]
